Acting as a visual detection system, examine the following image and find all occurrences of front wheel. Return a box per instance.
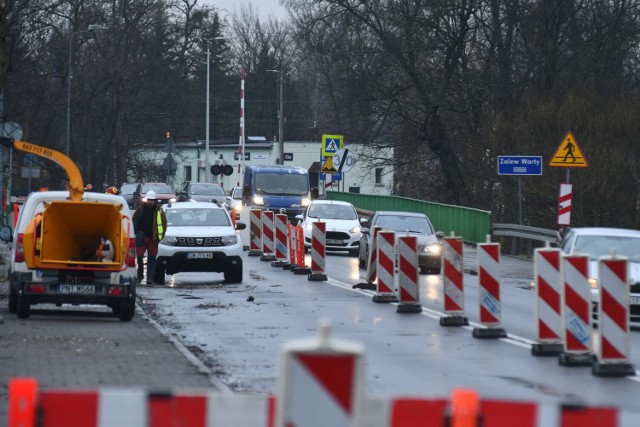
[8,283,17,314]
[224,259,243,283]
[17,293,30,319]
[118,299,135,321]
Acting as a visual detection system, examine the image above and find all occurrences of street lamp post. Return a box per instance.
[66,24,107,157]
[205,37,224,182]
[266,70,284,165]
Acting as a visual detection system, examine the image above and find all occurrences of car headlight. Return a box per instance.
[169,197,177,203]
[301,197,311,207]
[423,243,441,254]
[589,278,599,289]
[253,195,264,205]
[349,225,361,234]
[161,236,178,246]
[222,235,238,245]
[306,223,313,231]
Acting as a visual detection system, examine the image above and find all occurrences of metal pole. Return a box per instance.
[66,33,75,156]
[278,73,284,164]
[205,41,211,183]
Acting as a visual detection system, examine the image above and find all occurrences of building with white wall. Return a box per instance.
[131,138,394,196]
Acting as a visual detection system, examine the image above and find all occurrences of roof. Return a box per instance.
[166,201,225,210]
[568,227,640,237]
[311,199,354,207]
[373,211,428,217]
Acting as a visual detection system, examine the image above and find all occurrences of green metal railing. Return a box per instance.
[326,192,492,244]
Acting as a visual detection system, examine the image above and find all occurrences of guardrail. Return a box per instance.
[492,223,561,243]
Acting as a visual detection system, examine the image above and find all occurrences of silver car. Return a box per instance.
[559,227,640,326]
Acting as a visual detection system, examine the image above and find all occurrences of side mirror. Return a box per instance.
[359,217,367,225]
[235,222,247,230]
[436,231,445,239]
[361,228,370,236]
[295,214,303,221]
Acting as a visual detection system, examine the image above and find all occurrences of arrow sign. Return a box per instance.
[333,148,356,173]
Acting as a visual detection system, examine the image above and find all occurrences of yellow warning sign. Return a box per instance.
[321,157,337,173]
[549,131,588,168]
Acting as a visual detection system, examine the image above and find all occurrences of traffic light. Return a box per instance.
[210,164,234,176]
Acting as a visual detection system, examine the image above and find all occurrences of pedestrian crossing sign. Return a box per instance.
[549,131,588,168]
[321,134,343,157]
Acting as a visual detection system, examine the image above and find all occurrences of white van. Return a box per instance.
[0,191,137,321]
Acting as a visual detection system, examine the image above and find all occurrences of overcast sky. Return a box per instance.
[204,0,288,21]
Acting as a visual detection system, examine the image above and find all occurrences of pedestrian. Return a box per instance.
[132,190,167,283]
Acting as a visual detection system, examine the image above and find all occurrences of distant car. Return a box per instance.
[228,186,243,211]
[559,227,640,326]
[140,182,176,206]
[155,202,246,284]
[119,182,143,210]
[295,200,365,257]
[178,182,231,205]
[358,211,444,274]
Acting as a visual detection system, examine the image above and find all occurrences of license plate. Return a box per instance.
[630,296,640,305]
[326,239,343,245]
[187,252,213,259]
[58,284,95,294]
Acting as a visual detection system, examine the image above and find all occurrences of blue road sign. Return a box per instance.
[497,155,543,175]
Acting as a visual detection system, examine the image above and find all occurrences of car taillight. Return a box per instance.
[26,283,46,293]
[15,233,25,263]
[107,285,126,296]
[126,238,136,267]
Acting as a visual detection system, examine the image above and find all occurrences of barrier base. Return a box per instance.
[248,250,263,257]
[592,362,636,377]
[372,294,398,303]
[260,254,276,261]
[283,263,295,270]
[558,352,594,367]
[292,266,312,275]
[472,327,507,339]
[531,343,564,357]
[271,260,290,268]
[440,316,469,327]
[353,282,377,291]
[397,303,422,314]
[308,273,327,281]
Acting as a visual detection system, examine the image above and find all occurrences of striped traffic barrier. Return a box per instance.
[271,213,291,268]
[248,209,263,257]
[559,253,594,366]
[532,246,564,356]
[373,230,398,303]
[260,211,276,261]
[592,253,636,377]
[473,237,507,339]
[276,319,365,427]
[396,235,422,313]
[440,233,469,326]
[292,226,311,275]
[308,222,328,281]
[354,226,381,290]
[284,224,296,270]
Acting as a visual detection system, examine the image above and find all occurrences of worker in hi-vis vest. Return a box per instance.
[133,190,167,284]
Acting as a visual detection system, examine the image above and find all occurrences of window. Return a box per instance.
[184,166,192,182]
[375,168,383,185]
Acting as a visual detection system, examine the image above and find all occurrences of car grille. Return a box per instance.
[175,237,223,247]
[326,231,350,240]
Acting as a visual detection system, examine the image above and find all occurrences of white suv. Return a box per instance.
[155,202,246,283]
[0,191,137,321]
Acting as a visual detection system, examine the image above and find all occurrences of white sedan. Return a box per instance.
[295,200,366,257]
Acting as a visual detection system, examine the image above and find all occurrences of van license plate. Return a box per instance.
[187,252,213,259]
[58,284,95,294]
[630,296,640,305]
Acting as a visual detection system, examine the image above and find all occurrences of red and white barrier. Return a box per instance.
[355,226,381,290]
[532,247,564,356]
[473,239,507,339]
[396,235,421,313]
[292,226,310,275]
[440,234,468,326]
[559,253,593,366]
[593,254,635,376]
[557,183,572,226]
[308,222,327,281]
[373,231,398,303]
[248,209,263,257]
[260,211,276,261]
[276,320,365,427]
[271,213,290,268]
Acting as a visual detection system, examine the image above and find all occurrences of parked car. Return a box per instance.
[140,183,176,206]
[559,227,640,326]
[119,182,143,210]
[178,181,231,205]
[155,202,246,284]
[358,211,444,274]
[295,200,365,257]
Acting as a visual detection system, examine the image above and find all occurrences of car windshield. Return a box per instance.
[255,172,309,196]
[232,188,242,199]
[142,183,173,194]
[308,204,357,220]
[574,235,640,262]
[190,184,225,196]
[165,208,231,227]
[120,184,138,195]
[374,215,433,234]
